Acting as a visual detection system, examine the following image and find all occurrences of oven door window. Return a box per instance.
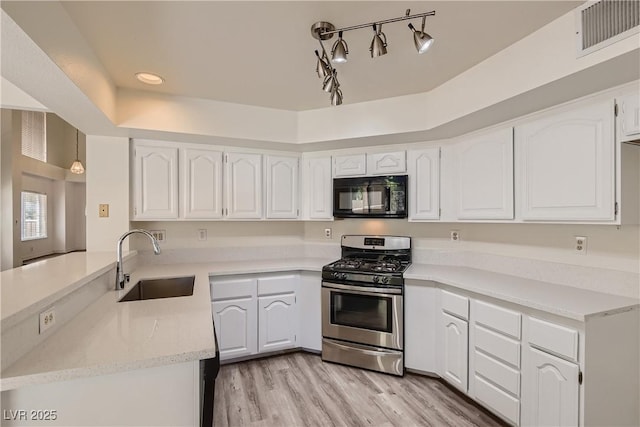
[330,291,393,333]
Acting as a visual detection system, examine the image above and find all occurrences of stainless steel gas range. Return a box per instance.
[321,235,411,376]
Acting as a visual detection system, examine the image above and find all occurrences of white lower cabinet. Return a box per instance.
[441,312,469,392]
[211,277,258,360]
[257,275,298,352]
[297,272,322,351]
[211,273,300,361]
[524,347,579,427]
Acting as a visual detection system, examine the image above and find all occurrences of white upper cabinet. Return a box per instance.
[367,151,406,175]
[265,155,299,219]
[333,154,366,177]
[302,156,333,220]
[180,148,223,219]
[133,142,179,220]
[454,128,514,220]
[618,92,640,140]
[407,147,440,220]
[516,99,615,221]
[225,152,263,219]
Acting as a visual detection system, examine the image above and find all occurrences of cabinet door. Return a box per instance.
[258,293,297,353]
[303,156,333,220]
[133,144,179,219]
[181,148,223,219]
[212,297,257,360]
[333,154,366,177]
[619,92,640,139]
[455,129,514,220]
[367,151,406,175]
[516,100,615,221]
[225,152,262,219]
[265,155,299,219]
[442,312,469,392]
[407,147,440,220]
[524,347,579,427]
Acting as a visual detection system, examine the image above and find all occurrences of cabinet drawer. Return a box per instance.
[441,290,469,320]
[334,154,366,177]
[475,375,520,425]
[475,325,520,368]
[210,278,256,301]
[474,300,521,339]
[528,317,578,362]
[474,350,520,397]
[257,274,297,296]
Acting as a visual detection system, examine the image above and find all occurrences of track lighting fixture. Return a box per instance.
[331,31,349,63]
[370,24,388,58]
[310,8,436,106]
[408,16,434,54]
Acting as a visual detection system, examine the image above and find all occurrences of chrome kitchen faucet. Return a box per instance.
[115,229,161,290]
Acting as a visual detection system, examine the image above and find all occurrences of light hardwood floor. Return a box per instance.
[213,352,506,427]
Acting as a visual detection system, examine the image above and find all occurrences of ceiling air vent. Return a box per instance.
[577,0,639,56]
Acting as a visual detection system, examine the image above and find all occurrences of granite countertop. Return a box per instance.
[405,263,640,321]
[0,257,331,391]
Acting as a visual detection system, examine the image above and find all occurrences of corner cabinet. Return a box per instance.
[453,128,514,220]
[224,152,263,219]
[515,99,616,221]
[265,155,299,219]
[180,147,223,219]
[257,275,298,352]
[132,142,179,219]
[407,147,440,220]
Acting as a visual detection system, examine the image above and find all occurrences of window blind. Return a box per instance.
[21,111,47,162]
[21,191,48,241]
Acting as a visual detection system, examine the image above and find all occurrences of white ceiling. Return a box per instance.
[3,1,582,111]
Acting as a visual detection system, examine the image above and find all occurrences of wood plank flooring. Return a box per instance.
[213,352,506,427]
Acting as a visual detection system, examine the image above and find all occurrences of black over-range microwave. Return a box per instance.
[333,175,407,218]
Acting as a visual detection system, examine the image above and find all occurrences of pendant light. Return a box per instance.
[70,129,85,175]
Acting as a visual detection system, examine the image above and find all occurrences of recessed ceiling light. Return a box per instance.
[135,72,164,85]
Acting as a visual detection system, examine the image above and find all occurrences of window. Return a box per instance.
[21,191,47,241]
[21,111,46,162]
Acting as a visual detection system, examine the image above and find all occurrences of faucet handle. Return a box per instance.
[124,274,131,283]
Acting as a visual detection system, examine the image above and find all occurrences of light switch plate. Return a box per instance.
[99,204,109,218]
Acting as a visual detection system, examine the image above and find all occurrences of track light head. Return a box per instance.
[331,31,349,63]
[370,24,388,58]
[323,70,339,93]
[315,50,332,78]
[408,21,434,54]
[330,87,343,106]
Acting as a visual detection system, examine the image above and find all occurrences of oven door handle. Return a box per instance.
[322,281,402,296]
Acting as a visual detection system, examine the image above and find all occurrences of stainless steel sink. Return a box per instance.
[118,276,195,302]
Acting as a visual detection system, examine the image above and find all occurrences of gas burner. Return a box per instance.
[370,261,401,272]
[331,260,362,269]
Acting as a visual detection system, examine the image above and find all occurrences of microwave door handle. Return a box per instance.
[364,183,370,213]
[385,186,390,211]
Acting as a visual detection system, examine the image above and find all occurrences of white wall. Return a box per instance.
[85,135,129,252]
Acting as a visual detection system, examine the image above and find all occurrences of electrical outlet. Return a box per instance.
[39,307,56,334]
[450,230,460,242]
[150,230,166,242]
[198,229,207,241]
[324,228,332,239]
[99,204,109,218]
[575,236,587,254]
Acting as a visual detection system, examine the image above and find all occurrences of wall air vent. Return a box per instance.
[576,0,639,56]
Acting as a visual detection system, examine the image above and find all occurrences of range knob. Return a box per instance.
[380,276,390,284]
[372,276,380,283]
[339,273,348,280]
